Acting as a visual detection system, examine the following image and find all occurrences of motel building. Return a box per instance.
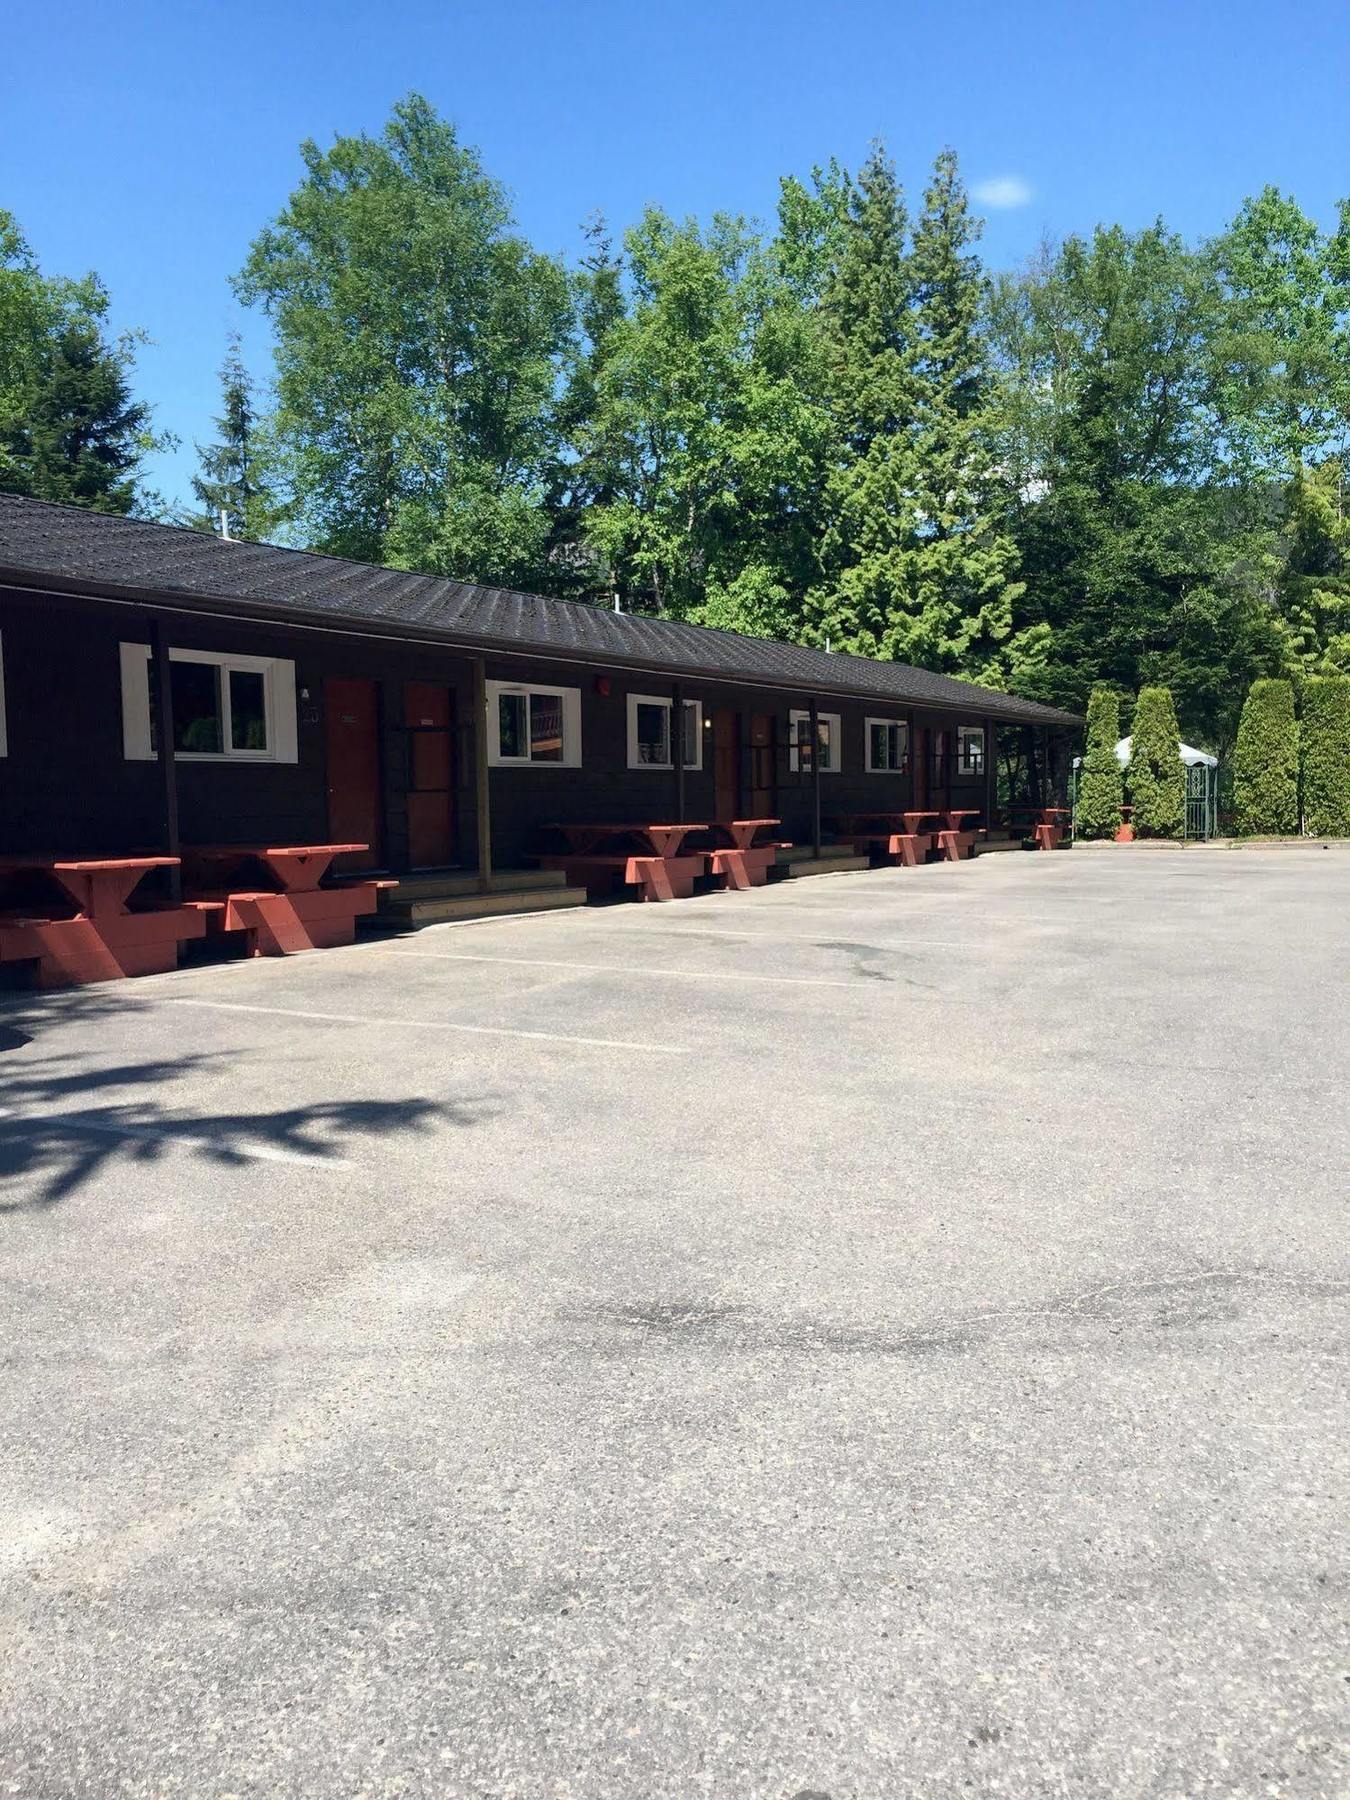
[0,494,1080,985]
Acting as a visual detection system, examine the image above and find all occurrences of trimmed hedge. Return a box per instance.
[1301,675,1350,836]
[1232,679,1299,836]
[1127,687,1185,839]
[1076,684,1123,839]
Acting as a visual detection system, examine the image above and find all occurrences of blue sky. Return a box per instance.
[5,0,1348,508]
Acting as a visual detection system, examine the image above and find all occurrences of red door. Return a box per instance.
[748,713,774,817]
[404,681,455,868]
[324,678,382,869]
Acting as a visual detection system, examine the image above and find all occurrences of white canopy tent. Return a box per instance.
[1071,736,1220,838]
[1111,736,1218,770]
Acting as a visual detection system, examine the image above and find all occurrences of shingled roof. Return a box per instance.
[0,494,1080,727]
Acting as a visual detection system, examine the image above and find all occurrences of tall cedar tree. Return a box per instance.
[190,334,277,540]
[0,210,156,514]
[1075,684,1124,838]
[1299,675,1350,835]
[1231,678,1299,834]
[237,94,572,584]
[1127,686,1186,838]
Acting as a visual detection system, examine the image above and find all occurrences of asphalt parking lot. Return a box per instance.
[2,844,1347,1797]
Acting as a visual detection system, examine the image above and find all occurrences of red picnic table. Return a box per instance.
[182,842,395,955]
[1007,806,1070,851]
[0,854,206,988]
[704,819,786,890]
[933,807,985,861]
[539,821,711,902]
[832,810,940,867]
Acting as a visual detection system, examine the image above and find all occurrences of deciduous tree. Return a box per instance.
[237,94,572,584]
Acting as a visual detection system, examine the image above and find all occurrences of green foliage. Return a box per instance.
[809,148,1021,672]
[556,196,833,630]
[0,209,161,514]
[1231,678,1299,834]
[1298,675,1350,836]
[236,93,572,583]
[1274,460,1350,675]
[1075,684,1123,838]
[1206,188,1350,475]
[1127,686,1186,838]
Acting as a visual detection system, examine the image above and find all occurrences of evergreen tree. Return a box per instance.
[809,148,1019,670]
[1075,683,1124,838]
[189,333,278,540]
[1231,678,1299,834]
[907,150,1021,675]
[0,209,159,515]
[1300,675,1350,836]
[808,145,920,656]
[1127,686,1186,838]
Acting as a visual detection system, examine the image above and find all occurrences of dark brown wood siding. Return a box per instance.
[0,586,996,867]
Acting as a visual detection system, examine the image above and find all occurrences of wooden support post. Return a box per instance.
[150,617,181,902]
[472,657,492,894]
[984,716,995,826]
[809,698,822,858]
[672,680,685,822]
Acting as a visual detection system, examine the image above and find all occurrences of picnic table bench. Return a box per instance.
[182,843,395,955]
[538,822,710,902]
[0,854,206,988]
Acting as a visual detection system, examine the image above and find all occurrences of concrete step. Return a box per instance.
[383,884,588,927]
[391,867,570,903]
[972,834,1027,855]
[777,846,871,878]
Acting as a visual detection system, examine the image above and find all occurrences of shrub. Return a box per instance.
[1300,675,1350,836]
[1127,687,1185,839]
[1232,679,1299,835]
[1075,684,1123,839]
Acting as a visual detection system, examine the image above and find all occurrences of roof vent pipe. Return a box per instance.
[219,509,232,543]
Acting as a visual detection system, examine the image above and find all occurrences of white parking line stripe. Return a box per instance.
[0,1106,350,1169]
[376,950,866,989]
[164,997,689,1054]
[564,925,973,949]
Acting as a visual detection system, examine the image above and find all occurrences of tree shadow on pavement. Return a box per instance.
[0,990,502,1209]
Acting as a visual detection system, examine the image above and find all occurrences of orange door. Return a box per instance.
[713,707,739,820]
[324,678,382,869]
[404,681,455,868]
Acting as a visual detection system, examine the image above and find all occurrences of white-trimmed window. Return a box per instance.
[120,643,298,763]
[866,717,909,774]
[788,709,842,774]
[487,680,582,768]
[626,694,703,771]
[957,724,986,776]
[0,629,7,757]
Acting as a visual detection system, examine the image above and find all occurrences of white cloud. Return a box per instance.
[972,174,1034,210]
